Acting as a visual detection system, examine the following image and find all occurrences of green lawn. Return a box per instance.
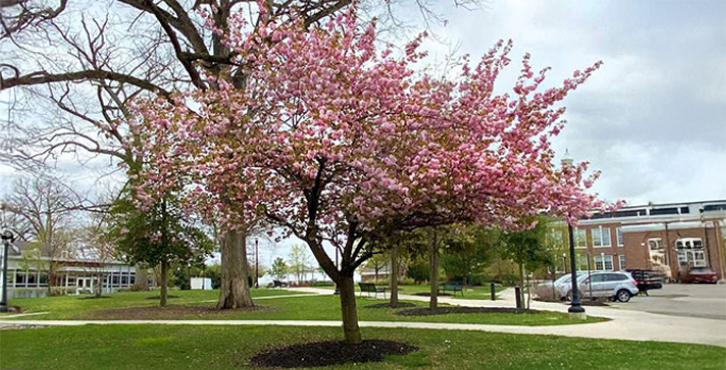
[1,325,724,370]
[4,289,302,319]
[4,290,602,326]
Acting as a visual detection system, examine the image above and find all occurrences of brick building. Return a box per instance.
[570,200,726,281]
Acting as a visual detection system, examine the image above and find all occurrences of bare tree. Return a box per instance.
[2,173,83,293]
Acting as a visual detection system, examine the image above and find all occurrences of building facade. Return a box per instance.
[1,242,146,299]
[570,200,726,281]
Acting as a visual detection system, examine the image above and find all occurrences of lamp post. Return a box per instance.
[1,229,14,313]
[562,253,567,273]
[562,150,585,318]
[255,239,259,289]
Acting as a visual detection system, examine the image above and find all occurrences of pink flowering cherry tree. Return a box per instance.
[135,8,607,344]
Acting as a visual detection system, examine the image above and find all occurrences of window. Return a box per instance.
[594,255,613,271]
[616,228,624,247]
[592,227,611,247]
[575,228,587,248]
[619,255,626,271]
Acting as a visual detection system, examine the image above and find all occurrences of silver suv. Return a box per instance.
[566,271,639,302]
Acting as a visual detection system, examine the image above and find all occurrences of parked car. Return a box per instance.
[681,267,719,284]
[534,272,587,301]
[564,271,639,303]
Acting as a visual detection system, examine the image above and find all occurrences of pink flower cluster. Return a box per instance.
[132,7,614,241]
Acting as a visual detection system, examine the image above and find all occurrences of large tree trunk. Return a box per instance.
[133,264,149,291]
[95,271,103,298]
[338,273,362,344]
[218,229,253,309]
[429,229,439,310]
[390,247,399,306]
[160,259,169,307]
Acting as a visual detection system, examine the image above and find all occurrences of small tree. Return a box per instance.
[108,193,213,307]
[270,258,288,281]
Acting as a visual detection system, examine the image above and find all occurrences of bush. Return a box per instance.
[406,262,430,284]
[311,281,335,287]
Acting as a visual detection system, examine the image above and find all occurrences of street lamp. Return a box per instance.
[1,228,15,313]
[562,151,585,318]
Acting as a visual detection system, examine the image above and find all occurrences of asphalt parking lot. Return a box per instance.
[611,283,726,320]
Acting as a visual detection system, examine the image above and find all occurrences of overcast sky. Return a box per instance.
[1,0,724,265]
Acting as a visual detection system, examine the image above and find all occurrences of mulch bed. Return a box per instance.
[144,295,180,300]
[78,296,113,300]
[86,305,269,320]
[364,302,417,309]
[395,307,539,316]
[249,340,418,368]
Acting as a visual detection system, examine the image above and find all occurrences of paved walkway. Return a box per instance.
[1,288,724,347]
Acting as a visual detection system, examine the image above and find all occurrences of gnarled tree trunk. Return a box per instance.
[338,272,362,344]
[217,229,253,309]
[429,229,439,310]
[160,259,169,307]
[390,247,399,306]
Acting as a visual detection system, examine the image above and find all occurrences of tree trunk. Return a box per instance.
[95,271,103,298]
[390,247,399,306]
[338,273,362,344]
[429,229,439,310]
[133,264,149,291]
[160,259,169,307]
[218,229,253,309]
[518,262,525,306]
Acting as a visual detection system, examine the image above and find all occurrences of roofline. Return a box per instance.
[617,199,726,210]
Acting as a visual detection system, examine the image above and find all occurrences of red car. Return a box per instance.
[681,267,719,284]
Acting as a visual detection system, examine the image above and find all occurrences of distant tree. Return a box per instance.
[364,253,389,282]
[441,225,501,286]
[3,174,82,294]
[270,258,288,281]
[501,216,556,308]
[406,258,430,284]
[288,245,311,283]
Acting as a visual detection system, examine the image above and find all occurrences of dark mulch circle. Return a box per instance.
[1,305,22,313]
[86,304,269,320]
[249,340,418,368]
[78,296,113,300]
[364,302,417,309]
[144,295,180,300]
[395,306,539,316]
[412,292,452,297]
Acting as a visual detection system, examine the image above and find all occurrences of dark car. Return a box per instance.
[681,267,719,284]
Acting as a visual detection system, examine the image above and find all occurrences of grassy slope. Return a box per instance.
[1,325,724,370]
[5,291,603,326]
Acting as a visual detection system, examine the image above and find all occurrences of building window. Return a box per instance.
[592,227,611,247]
[676,238,707,268]
[594,255,613,271]
[616,228,624,247]
[575,228,587,248]
[619,255,626,271]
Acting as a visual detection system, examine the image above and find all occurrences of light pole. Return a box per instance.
[562,151,585,318]
[255,239,259,289]
[1,229,15,313]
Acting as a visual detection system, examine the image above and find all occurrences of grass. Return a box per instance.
[4,289,302,319]
[1,325,724,370]
[4,290,604,326]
